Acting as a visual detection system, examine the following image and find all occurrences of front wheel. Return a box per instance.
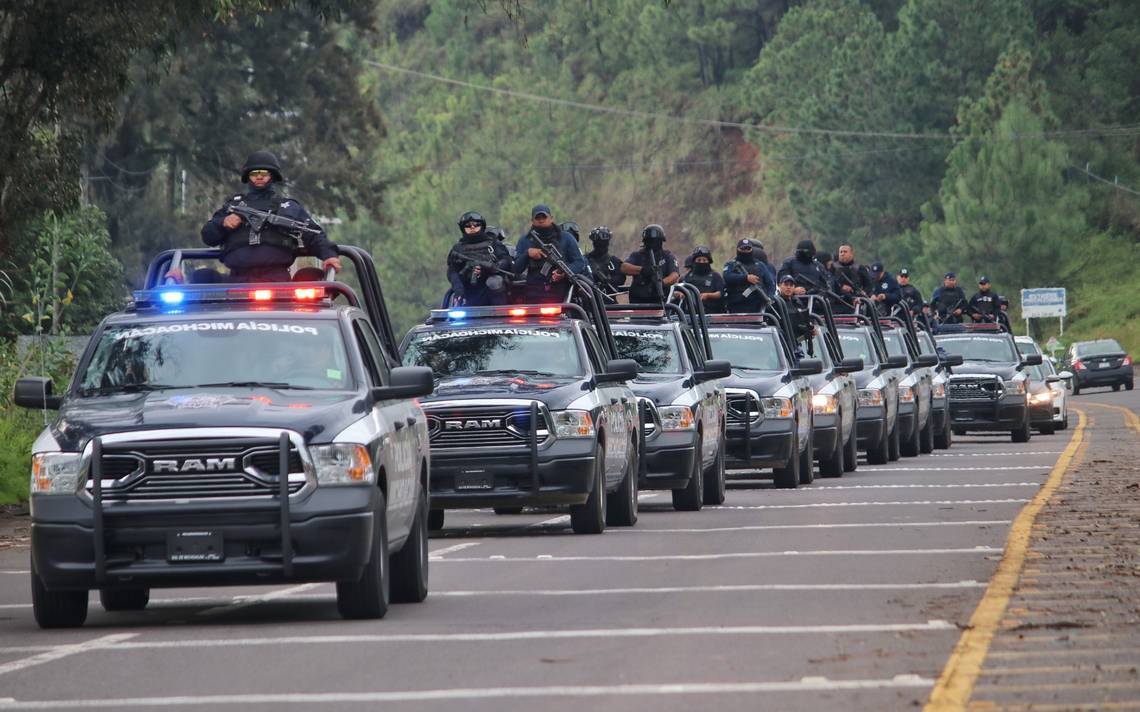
[31,560,87,629]
[336,493,391,620]
[919,412,935,454]
[1011,418,1032,444]
[935,416,953,449]
[606,438,639,527]
[900,417,920,457]
[427,509,444,531]
[390,487,429,604]
[493,507,524,515]
[702,438,727,505]
[843,425,858,472]
[672,442,705,510]
[1037,422,1056,436]
[570,444,607,534]
[797,432,815,485]
[99,588,149,612]
[887,421,901,461]
[867,425,890,465]
[772,430,800,488]
[819,427,845,478]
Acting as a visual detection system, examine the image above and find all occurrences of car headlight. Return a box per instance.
[31,452,83,494]
[899,385,915,403]
[1029,391,1052,405]
[1003,379,1026,395]
[812,393,837,415]
[858,388,883,407]
[658,405,695,431]
[552,409,596,438]
[758,397,794,418]
[1048,382,1065,396]
[309,443,374,485]
[933,381,946,399]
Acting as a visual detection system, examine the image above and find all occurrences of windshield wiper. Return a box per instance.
[80,383,181,396]
[733,365,778,372]
[193,381,315,390]
[472,369,561,377]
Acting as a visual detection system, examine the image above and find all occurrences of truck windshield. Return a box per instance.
[838,331,879,367]
[78,318,353,395]
[881,331,907,359]
[936,335,1019,362]
[708,330,784,371]
[612,328,683,374]
[403,327,583,377]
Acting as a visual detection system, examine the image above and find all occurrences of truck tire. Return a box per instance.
[32,564,87,629]
[935,417,953,449]
[900,416,920,457]
[336,493,391,620]
[919,413,935,454]
[99,588,150,612]
[772,430,800,489]
[493,507,524,515]
[1037,422,1055,436]
[887,421,901,461]
[1011,418,1032,443]
[820,427,844,478]
[390,488,429,604]
[427,509,444,531]
[798,433,814,485]
[570,444,607,534]
[606,438,639,527]
[867,426,890,465]
[672,444,705,510]
[843,426,858,472]
[702,439,726,505]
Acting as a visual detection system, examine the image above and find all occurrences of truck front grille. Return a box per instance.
[948,378,1001,402]
[425,404,550,450]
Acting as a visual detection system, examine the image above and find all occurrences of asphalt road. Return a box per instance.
[0,386,1132,711]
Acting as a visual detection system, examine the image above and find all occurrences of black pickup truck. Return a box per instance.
[15,247,434,627]
[834,306,909,465]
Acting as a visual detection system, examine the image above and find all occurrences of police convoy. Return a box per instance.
[13,151,1070,627]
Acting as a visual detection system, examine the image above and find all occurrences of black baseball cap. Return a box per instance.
[944,271,956,279]
[978,275,990,284]
[899,268,910,277]
[870,261,884,272]
[531,204,552,219]
[779,274,795,285]
[736,238,755,250]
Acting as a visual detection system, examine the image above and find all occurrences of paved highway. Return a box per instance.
[2,389,1133,710]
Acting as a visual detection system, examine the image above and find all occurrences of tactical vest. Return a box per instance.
[588,253,620,287]
[451,238,499,284]
[221,190,297,256]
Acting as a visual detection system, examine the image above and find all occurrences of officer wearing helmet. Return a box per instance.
[585,226,626,293]
[723,238,774,313]
[622,224,679,304]
[777,240,832,296]
[486,225,514,258]
[682,246,726,313]
[446,211,513,306]
[560,221,582,243]
[201,150,341,282]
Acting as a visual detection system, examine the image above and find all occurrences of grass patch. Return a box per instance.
[0,409,38,504]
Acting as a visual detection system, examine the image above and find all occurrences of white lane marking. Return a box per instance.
[0,634,137,677]
[0,676,937,707]
[193,583,320,618]
[436,547,1001,563]
[638,492,661,499]
[616,519,1011,534]
[853,466,1048,471]
[927,451,1061,457]
[432,582,987,596]
[0,571,28,575]
[527,515,570,529]
[809,482,1039,490]
[429,542,479,559]
[721,499,1030,510]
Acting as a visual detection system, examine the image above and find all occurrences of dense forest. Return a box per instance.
[1,0,1137,500]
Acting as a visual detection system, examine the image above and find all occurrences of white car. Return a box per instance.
[1015,336,1072,431]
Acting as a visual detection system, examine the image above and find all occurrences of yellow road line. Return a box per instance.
[1084,401,1140,435]
[924,408,1088,711]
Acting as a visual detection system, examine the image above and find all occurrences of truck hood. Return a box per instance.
[50,388,366,452]
[722,370,786,394]
[953,362,1021,379]
[421,374,588,411]
[628,373,688,405]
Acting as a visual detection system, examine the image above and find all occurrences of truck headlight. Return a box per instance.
[31,453,83,494]
[310,444,374,485]
[1028,390,1052,405]
[858,388,883,407]
[811,394,837,415]
[899,385,915,403]
[658,405,695,431]
[933,381,946,399]
[1003,379,1026,396]
[757,397,793,418]
[552,410,596,438]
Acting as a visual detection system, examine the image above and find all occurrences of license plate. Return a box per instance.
[167,530,224,563]
[455,470,493,490]
[1097,362,1110,368]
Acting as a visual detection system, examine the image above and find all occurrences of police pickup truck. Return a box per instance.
[799,296,862,477]
[915,327,963,449]
[14,247,434,628]
[607,285,730,509]
[401,291,642,534]
[834,307,908,465]
[935,323,1042,443]
[708,306,820,489]
[879,311,939,457]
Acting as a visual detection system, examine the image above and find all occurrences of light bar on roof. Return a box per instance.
[132,286,327,309]
[429,305,565,321]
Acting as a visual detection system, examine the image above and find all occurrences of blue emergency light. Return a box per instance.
[159,291,185,305]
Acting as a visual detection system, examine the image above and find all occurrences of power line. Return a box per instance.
[1073,163,1140,198]
[367,59,1140,143]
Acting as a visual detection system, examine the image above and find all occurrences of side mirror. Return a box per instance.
[940,354,965,367]
[836,357,864,374]
[371,366,435,401]
[1045,375,1064,383]
[915,354,940,368]
[14,377,63,410]
[791,358,823,377]
[885,355,909,369]
[696,359,732,383]
[1021,353,1043,367]
[1057,370,1073,380]
[597,358,639,384]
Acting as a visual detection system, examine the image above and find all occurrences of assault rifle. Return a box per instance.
[644,246,668,305]
[450,251,512,285]
[228,202,322,242]
[833,267,868,298]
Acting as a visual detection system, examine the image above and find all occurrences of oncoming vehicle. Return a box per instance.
[709,308,821,488]
[15,247,434,628]
[935,324,1042,443]
[1063,339,1133,394]
[402,291,642,535]
[607,286,730,509]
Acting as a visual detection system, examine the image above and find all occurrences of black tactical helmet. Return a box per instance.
[560,221,581,241]
[458,211,487,230]
[641,224,667,243]
[589,226,613,242]
[241,150,283,183]
[794,239,817,261]
[692,245,712,261]
[486,226,508,241]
